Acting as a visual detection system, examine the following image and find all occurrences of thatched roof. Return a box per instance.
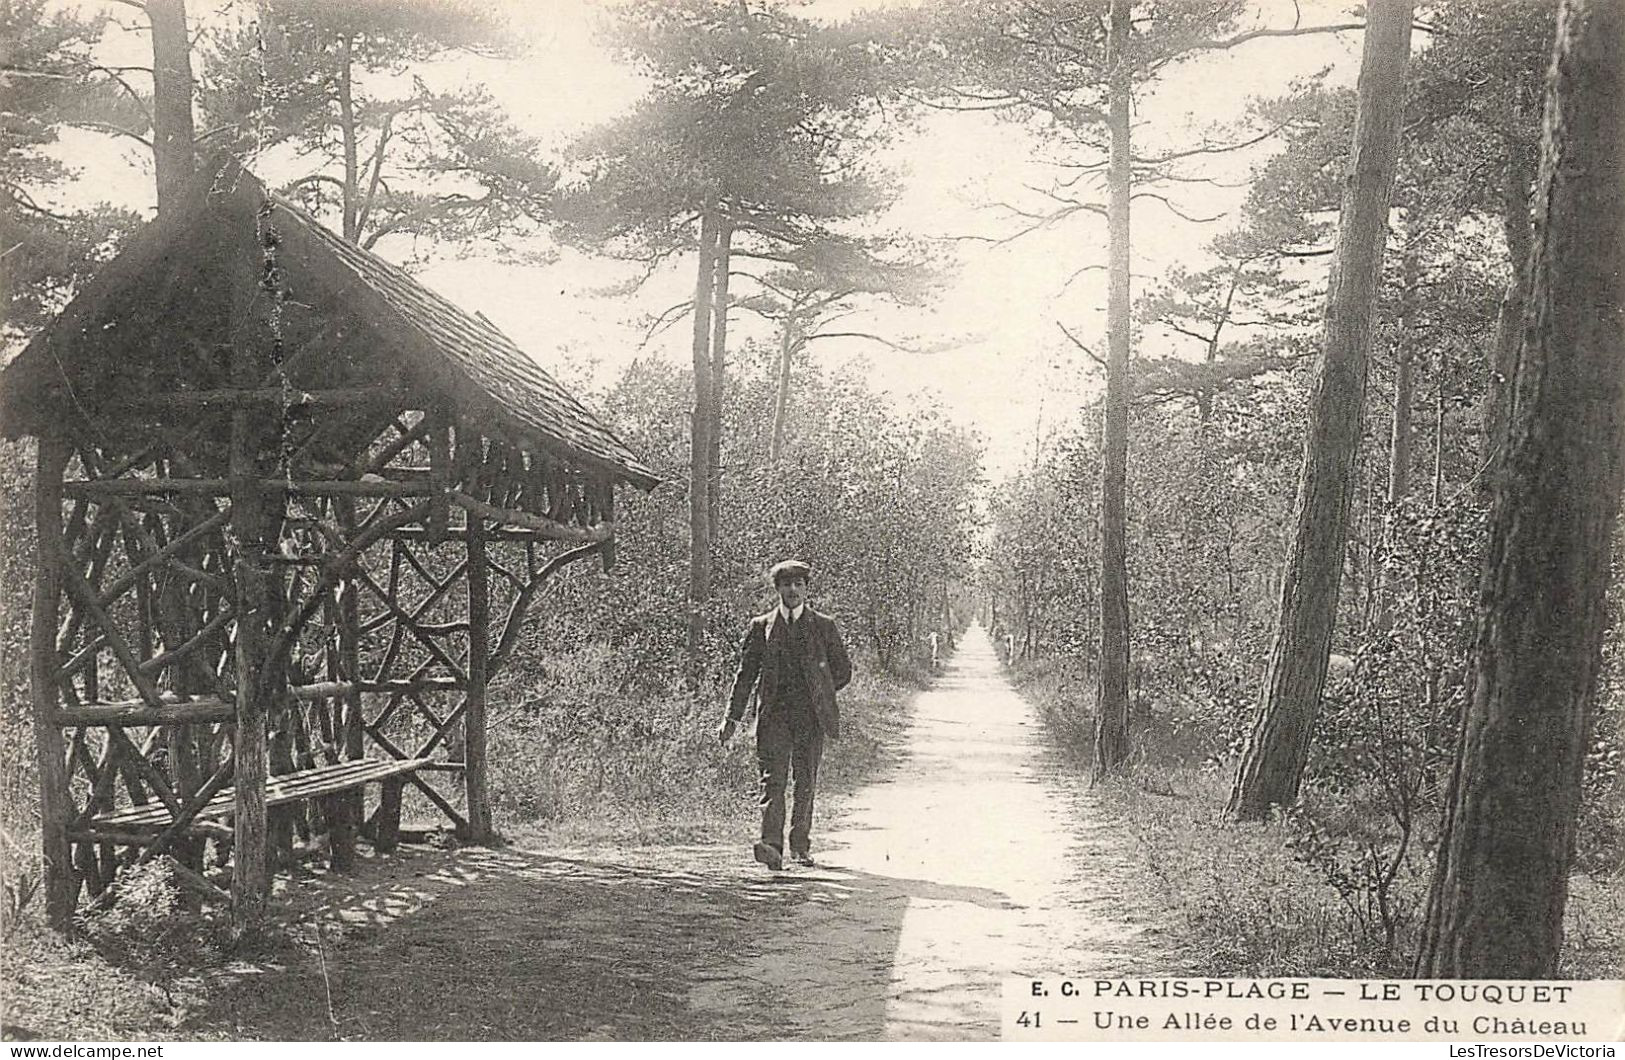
[0,167,658,491]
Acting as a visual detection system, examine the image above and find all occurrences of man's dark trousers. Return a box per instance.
[757,706,823,857]
[757,622,824,857]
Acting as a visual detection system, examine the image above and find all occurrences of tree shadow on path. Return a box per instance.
[187,843,1013,1041]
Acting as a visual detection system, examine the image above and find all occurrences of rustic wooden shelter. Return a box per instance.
[0,167,658,927]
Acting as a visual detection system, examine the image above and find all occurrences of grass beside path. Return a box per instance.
[1007,655,1625,981]
[490,657,925,848]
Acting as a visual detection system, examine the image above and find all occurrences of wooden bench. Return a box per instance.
[83,757,432,857]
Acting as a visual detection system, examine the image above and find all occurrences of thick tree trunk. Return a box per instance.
[770,310,798,461]
[1228,0,1413,820]
[1418,0,1624,977]
[31,436,73,929]
[1092,0,1132,780]
[338,36,360,242]
[147,0,196,215]
[686,210,718,665]
[1484,106,1535,458]
[707,218,732,541]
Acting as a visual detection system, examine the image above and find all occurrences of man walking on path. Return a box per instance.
[719,560,853,870]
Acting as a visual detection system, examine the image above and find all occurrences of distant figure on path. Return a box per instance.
[718,560,853,871]
[928,631,940,670]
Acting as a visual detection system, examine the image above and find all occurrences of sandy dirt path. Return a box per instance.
[685,621,1168,1039]
[191,623,1173,1041]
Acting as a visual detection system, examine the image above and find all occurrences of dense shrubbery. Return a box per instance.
[530,342,979,684]
[989,383,1299,756]
[998,393,1624,976]
[486,651,916,842]
[1,439,40,929]
[76,862,225,1003]
[485,643,754,836]
[1098,761,1623,979]
[997,398,1625,978]
[1008,655,1095,761]
[1274,498,1483,965]
[1114,768,1397,977]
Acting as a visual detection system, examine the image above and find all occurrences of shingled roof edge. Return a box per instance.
[0,165,660,493]
[242,178,659,491]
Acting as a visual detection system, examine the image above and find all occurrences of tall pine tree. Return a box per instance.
[1418,0,1624,978]
[557,0,913,667]
[198,0,555,251]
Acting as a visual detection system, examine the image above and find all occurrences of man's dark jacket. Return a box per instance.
[727,607,854,738]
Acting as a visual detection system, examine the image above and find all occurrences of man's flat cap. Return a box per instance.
[769,559,812,583]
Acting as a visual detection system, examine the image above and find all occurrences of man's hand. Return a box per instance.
[717,718,738,745]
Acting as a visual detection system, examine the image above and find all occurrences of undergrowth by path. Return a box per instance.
[1009,656,1625,980]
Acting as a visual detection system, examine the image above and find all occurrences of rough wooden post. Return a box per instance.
[464,516,491,842]
[157,528,207,893]
[229,218,273,927]
[598,482,616,572]
[332,496,362,868]
[229,459,271,922]
[427,408,451,544]
[31,435,75,929]
[266,692,297,870]
[315,792,351,870]
[375,778,404,854]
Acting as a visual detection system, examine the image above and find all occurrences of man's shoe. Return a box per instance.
[791,851,815,867]
[752,841,784,871]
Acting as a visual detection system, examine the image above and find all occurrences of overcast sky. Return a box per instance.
[49,0,1367,478]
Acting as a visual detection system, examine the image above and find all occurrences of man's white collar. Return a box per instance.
[777,603,806,623]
